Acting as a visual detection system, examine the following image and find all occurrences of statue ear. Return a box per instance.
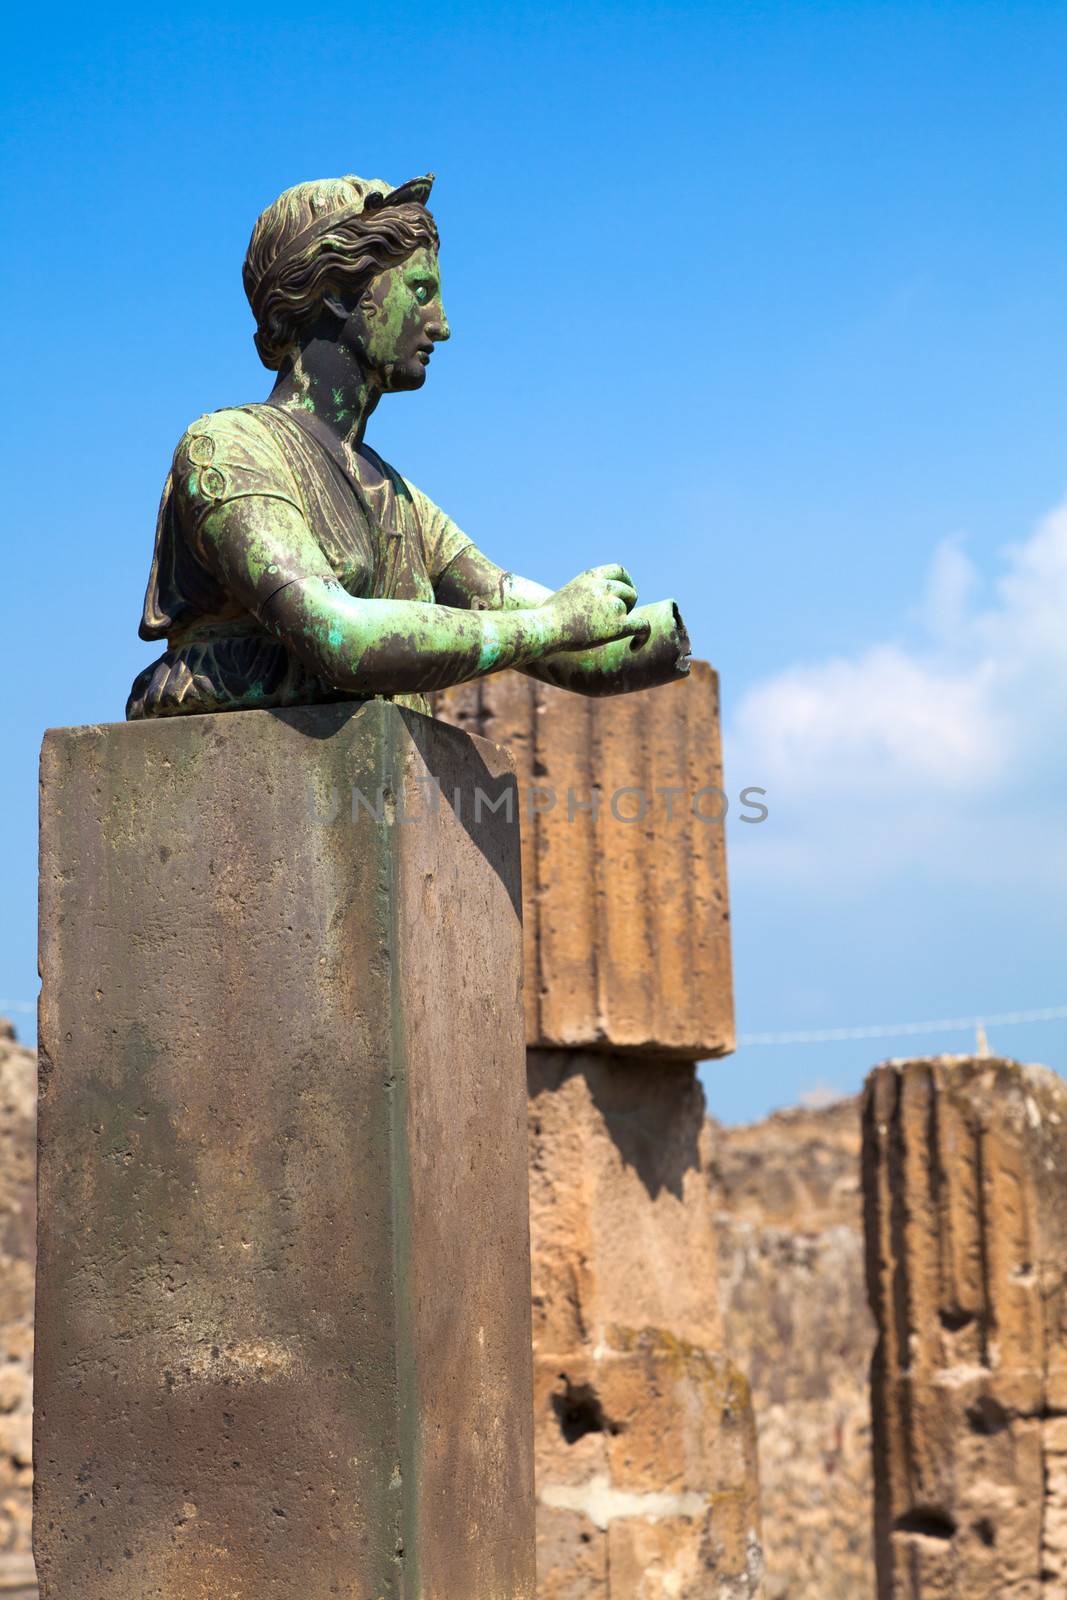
[321,288,376,326]
[320,290,351,326]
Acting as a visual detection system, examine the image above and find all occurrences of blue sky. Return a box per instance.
[2,0,1065,1121]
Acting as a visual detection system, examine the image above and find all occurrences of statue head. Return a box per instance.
[243,173,449,391]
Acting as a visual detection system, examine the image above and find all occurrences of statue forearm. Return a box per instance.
[522,600,692,696]
[262,576,573,695]
[435,547,553,612]
[434,549,690,694]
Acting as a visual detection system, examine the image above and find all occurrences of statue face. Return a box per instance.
[346,245,450,392]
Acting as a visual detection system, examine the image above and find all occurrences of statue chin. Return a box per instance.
[381,360,428,393]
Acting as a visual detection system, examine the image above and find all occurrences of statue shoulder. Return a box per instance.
[170,405,301,528]
[173,404,290,473]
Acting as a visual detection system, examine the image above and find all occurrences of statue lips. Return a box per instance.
[416,345,433,366]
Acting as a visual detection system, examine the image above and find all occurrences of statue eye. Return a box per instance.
[414,284,432,305]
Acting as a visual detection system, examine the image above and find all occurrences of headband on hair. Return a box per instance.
[250,173,436,320]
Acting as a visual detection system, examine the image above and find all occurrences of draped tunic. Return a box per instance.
[127,404,472,720]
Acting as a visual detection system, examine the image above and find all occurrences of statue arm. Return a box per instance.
[435,545,692,696]
[197,497,640,695]
[434,545,555,611]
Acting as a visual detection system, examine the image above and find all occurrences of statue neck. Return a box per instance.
[267,342,380,452]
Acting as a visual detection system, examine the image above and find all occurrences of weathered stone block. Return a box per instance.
[527,1051,761,1598]
[36,702,533,1600]
[863,1056,1067,1600]
[434,667,734,1058]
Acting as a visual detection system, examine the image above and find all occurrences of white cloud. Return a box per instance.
[981,500,1067,676]
[731,643,1004,794]
[726,495,1067,888]
[917,534,977,643]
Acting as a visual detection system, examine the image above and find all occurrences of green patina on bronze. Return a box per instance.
[127,171,691,721]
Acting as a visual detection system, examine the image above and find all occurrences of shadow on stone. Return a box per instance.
[271,701,522,921]
[527,1052,702,1202]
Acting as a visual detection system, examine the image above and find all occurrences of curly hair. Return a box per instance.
[243,176,439,371]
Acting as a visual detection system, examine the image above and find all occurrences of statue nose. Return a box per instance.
[430,312,451,343]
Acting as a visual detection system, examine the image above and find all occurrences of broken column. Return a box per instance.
[435,667,762,1599]
[863,1055,1067,1600]
[36,701,534,1600]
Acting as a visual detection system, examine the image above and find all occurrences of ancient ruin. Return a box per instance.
[864,1055,1067,1597]
[23,612,1067,1596]
[23,165,1067,1585]
[9,1030,1067,1596]
[436,667,763,1597]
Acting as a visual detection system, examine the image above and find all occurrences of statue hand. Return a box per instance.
[547,565,646,650]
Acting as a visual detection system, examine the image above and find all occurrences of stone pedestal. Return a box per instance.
[36,702,534,1600]
[863,1056,1067,1600]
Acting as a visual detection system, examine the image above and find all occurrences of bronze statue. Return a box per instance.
[128,173,690,720]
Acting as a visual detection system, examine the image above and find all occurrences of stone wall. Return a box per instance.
[711,1098,876,1600]
[0,1024,37,1597]
[864,1056,1067,1599]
